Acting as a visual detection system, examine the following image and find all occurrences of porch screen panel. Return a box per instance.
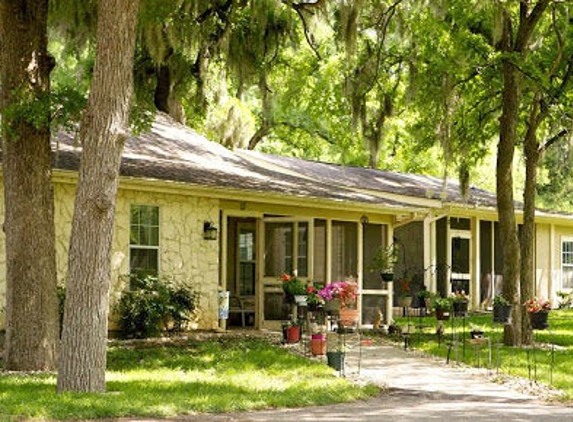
[297,223,309,277]
[362,294,386,325]
[562,239,573,289]
[363,224,384,290]
[313,219,327,284]
[331,221,357,281]
[493,223,503,294]
[479,221,494,304]
[264,222,293,276]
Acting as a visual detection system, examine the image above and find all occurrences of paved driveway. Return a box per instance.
[120,340,573,422]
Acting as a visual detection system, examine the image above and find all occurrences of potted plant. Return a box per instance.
[310,331,327,355]
[396,278,413,308]
[306,284,324,312]
[284,319,301,343]
[450,290,469,317]
[326,343,346,371]
[492,294,512,323]
[417,289,433,309]
[433,296,452,321]
[281,273,307,304]
[371,244,398,282]
[524,297,551,330]
[318,281,359,325]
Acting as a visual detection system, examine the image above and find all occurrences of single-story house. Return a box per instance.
[0,113,571,332]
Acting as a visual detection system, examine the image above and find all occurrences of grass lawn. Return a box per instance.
[393,308,573,402]
[0,337,379,420]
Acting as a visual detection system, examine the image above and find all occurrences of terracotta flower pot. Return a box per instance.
[285,325,301,343]
[338,308,359,327]
[310,339,327,355]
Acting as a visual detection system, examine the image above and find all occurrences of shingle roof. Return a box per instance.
[52,114,420,211]
[238,150,501,209]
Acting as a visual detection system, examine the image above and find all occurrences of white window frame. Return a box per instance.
[561,237,573,291]
[129,204,160,276]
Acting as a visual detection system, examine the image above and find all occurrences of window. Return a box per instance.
[130,205,159,277]
[562,239,573,290]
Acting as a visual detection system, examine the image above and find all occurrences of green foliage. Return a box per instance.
[493,294,510,307]
[0,338,378,419]
[556,291,573,309]
[432,296,452,311]
[1,88,52,136]
[115,274,199,339]
[370,244,399,273]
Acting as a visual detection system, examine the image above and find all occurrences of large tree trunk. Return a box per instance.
[520,108,540,346]
[57,0,139,393]
[496,1,550,346]
[0,0,59,371]
[497,11,522,347]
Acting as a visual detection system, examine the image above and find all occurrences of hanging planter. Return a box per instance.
[324,299,341,315]
[493,304,512,323]
[294,295,308,307]
[528,311,549,330]
[398,295,413,308]
[452,300,469,317]
[435,307,450,321]
[381,272,394,282]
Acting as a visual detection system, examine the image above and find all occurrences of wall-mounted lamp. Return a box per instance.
[360,215,369,225]
[203,221,218,241]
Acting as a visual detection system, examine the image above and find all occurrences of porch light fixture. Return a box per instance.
[360,215,369,225]
[203,221,218,241]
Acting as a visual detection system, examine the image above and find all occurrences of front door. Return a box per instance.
[226,217,257,327]
[260,217,312,330]
[450,233,471,294]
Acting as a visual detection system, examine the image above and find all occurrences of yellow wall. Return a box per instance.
[0,180,221,331]
[535,223,552,300]
[536,223,573,305]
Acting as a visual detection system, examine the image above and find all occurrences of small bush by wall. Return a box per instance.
[116,274,200,339]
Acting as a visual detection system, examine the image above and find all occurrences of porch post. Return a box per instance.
[471,217,480,309]
[219,211,228,330]
[549,224,555,301]
[423,217,433,291]
[357,220,363,324]
[385,224,394,325]
[326,219,332,283]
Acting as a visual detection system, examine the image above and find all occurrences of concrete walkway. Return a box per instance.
[123,340,573,422]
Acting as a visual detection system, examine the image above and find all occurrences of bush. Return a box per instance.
[116,274,199,339]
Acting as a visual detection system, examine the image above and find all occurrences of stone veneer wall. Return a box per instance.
[0,181,220,331]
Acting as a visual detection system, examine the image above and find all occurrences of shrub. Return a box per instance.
[116,274,199,339]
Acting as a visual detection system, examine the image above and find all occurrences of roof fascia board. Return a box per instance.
[52,169,426,217]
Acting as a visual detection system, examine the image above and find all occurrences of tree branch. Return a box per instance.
[515,0,551,52]
[539,129,568,153]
